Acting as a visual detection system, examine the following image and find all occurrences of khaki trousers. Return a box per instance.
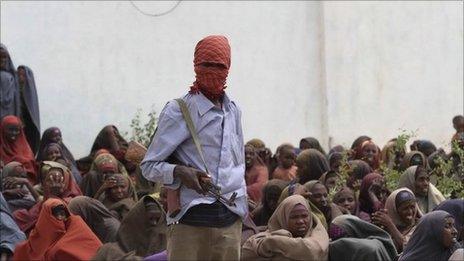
[167,219,242,261]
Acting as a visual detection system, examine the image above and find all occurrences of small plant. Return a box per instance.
[433,141,464,198]
[128,106,158,148]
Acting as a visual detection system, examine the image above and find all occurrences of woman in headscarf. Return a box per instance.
[0,194,26,260]
[0,115,37,183]
[372,188,422,252]
[13,198,102,261]
[1,161,39,211]
[399,151,427,171]
[37,127,76,167]
[242,195,329,260]
[345,160,373,192]
[0,44,20,119]
[399,210,460,261]
[68,196,121,243]
[332,186,370,222]
[318,170,339,191]
[16,65,40,154]
[434,199,464,245]
[410,140,437,158]
[92,195,167,260]
[76,125,129,173]
[13,161,82,233]
[355,140,381,170]
[358,173,389,220]
[398,166,445,213]
[381,138,406,170]
[303,180,346,230]
[40,142,82,184]
[80,152,127,197]
[245,144,269,203]
[329,215,398,261]
[251,179,289,227]
[299,137,326,156]
[94,173,137,221]
[328,151,343,172]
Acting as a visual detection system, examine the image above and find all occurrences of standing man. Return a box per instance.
[141,35,247,260]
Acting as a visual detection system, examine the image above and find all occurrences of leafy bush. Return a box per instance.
[127,107,158,148]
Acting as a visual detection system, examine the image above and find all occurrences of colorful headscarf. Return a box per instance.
[190,35,231,101]
[0,115,37,183]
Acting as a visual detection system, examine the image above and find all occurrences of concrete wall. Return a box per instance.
[1,1,462,157]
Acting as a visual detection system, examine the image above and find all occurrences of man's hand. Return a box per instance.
[3,176,29,189]
[2,188,28,199]
[174,165,210,194]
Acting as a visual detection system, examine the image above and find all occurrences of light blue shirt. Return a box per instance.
[141,92,247,224]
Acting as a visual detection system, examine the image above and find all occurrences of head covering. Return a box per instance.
[12,161,82,233]
[37,127,76,163]
[90,125,128,161]
[246,138,266,150]
[351,135,371,150]
[412,140,437,157]
[329,145,345,155]
[0,115,37,183]
[329,215,398,261]
[0,194,26,253]
[0,43,20,119]
[359,173,385,215]
[242,195,329,260]
[399,210,460,261]
[299,137,326,156]
[346,160,373,189]
[385,188,422,229]
[332,186,368,220]
[434,199,464,242]
[189,35,231,101]
[398,166,445,213]
[12,198,102,261]
[17,65,40,154]
[296,149,330,184]
[68,196,120,243]
[400,151,427,171]
[93,195,167,260]
[355,140,380,169]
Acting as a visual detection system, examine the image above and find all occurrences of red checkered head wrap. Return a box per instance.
[190,35,231,100]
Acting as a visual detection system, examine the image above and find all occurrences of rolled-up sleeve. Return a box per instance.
[140,102,188,189]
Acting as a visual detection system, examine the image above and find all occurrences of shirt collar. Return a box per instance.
[195,92,231,117]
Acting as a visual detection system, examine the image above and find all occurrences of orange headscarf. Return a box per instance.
[190,35,231,100]
[13,198,102,261]
[0,115,37,183]
[13,161,82,233]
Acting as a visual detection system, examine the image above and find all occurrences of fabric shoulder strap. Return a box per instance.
[175,98,209,174]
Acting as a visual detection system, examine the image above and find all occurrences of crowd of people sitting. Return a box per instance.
[0,111,463,260]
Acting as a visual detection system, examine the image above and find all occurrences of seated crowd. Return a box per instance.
[0,112,463,261]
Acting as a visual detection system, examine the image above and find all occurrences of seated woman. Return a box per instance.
[354,140,381,170]
[37,127,77,168]
[241,195,329,260]
[399,210,460,261]
[13,161,82,233]
[372,188,422,252]
[40,142,82,184]
[94,173,137,220]
[1,161,40,211]
[245,144,269,203]
[399,166,445,213]
[304,180,345,229]
[76,125,129,173]
[251,179,289,227]
[0,115,37,184]
[68,196,121,243]
[358,173,389,221]
[272,144,297,182]
[299,137,327,156]
[319,170,339,191]
[0,194,26,261]
[434,199,464,246]
[329,215,398,261]
[332,186,370,221]
[399,151,427,171]
[93,195,167,260]
[13,198,102,261]
[80,151,127,197]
